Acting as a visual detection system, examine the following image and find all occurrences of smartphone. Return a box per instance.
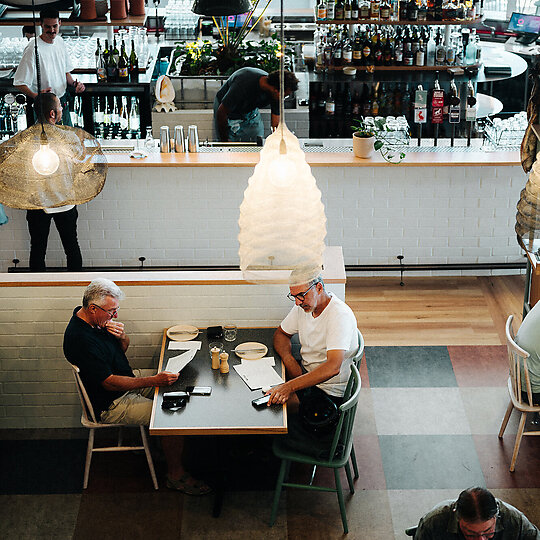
[161,398,187,410]
[185,386,212,396]
[252,394,271,408]
[163,391,190,400]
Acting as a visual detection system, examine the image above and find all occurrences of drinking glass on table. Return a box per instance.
[223,324,237,342]
[209,342,223,359]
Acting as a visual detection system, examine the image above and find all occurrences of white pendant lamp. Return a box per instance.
[238,0,327,284]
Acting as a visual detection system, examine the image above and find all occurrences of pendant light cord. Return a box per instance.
[31,0,46,139]
[279,0,285,151]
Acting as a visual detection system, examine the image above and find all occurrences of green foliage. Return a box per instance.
[351,116,406,164]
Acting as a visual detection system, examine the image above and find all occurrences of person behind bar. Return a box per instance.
[14,7,85,127]
[63,278,212,495]
[267,266,358,409]
[25,92,82,271]
[414,487,540,539]
[213,67,298,143]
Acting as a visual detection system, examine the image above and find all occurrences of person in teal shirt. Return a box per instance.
[213,67,298,142]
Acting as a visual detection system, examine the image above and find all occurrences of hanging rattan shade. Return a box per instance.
[192,0,251,15]
[0,123,107,210]
[516,155,540,251]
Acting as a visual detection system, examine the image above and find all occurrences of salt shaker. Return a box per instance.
[211,346,221,370]
[219,352,229,374]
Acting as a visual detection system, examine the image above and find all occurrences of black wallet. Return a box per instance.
[207,326,223,339]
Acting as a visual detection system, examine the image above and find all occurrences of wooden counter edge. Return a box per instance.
[104,150,521,167]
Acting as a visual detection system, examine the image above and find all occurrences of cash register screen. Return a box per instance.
[508,12,540,35]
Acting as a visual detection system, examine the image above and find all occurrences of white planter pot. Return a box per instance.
[353,134,375,159]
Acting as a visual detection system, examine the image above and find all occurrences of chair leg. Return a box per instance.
[139,426,158,490]
[510,412,527,473]
[345,462,355,494]
[334,468,348,534]
[350,444,359,479]
[498,401,514,438]
[83,428,95,489]
[309,465,317,486]
[270,459,288,527]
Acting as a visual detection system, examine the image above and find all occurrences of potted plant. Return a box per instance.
[352,117,406,163]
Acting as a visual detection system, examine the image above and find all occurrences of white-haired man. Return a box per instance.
[267,269,359,409]
[63,278,211,495]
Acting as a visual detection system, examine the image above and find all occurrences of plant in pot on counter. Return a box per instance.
[351,117,406,164]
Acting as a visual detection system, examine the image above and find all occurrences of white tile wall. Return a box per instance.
[0,163,527,273]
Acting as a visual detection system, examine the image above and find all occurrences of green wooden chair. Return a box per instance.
[269,363,361,534]
[350,328,365,478]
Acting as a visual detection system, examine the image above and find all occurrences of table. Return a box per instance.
[149,327,287,435]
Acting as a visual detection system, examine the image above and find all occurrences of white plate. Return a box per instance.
[234,342,268,360]
[167,324,199,341]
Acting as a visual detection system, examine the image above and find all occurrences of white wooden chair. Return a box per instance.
[70,364,158,489]
[498,315,540,472]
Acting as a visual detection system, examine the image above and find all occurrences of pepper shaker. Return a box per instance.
[219,352,229,374]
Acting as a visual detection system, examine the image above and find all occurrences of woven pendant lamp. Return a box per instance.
[192,0,251,16]
[238,0,327,285]
[0,0,107,210]
[516,156,540,252]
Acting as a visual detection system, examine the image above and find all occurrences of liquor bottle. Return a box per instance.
[393,85,402,115]
[111,96,120,136]
[352,89,361,116]
[76,96,84,127]
[96,38,106,83]
[362,33,373,66]
[335,84,344,117]
[390,0,399,19]
[118,41,129,82]
[380,0,391,20]
[374,33,383,65]
[129,40,139,83]
[335,0,345,19]
[426,29,436,66]
[434,0,443,20]
[371,0,381,19]
[129,97,140,138]
[332,34,343,67]
[379,82,389,115]
[407,0,418,21]
[16,104,27,132]
[107,42,118,82]
[394,32,403,64]
[326,88,335,115]
[402,83,412,120]
[344,87,353,118]
[94,96,104,136]
[344,0,352,19]
[112,38,120,67]
[445,38,456,66]
[466,29,477,64]
[411,27,420,54]
[427,0,435,19]
[383,36,393,65]
[403,28,413,65]
[103,97,111,135]
[371,84,379,116]
[317,0,327,20]
[343,33,353,64]
[119,96,129,136]
[361,83,371,116]
[351,0,360,19]
[415,36,425,66]
[360,0,370,19]
[318,85,327,113]
[418,0,427,20]
[103,39,110,82]
[353,33,363,65]
[399,0,408,20]
[327,0,336,18]
[435,30,446,66]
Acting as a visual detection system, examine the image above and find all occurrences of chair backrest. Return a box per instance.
[506,315,535,407]
[329,363,361,462]
[352,328,365,369]
[69,363,100,424]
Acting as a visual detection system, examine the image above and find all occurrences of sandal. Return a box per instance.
[166,473,213,496]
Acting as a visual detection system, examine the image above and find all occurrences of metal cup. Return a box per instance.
[187,125,199,153]
[159,126,170,153]
[174,125,185,153]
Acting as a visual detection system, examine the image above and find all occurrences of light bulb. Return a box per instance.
[270,152,296,188]
[32,143,59,176]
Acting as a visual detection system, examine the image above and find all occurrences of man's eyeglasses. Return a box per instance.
[91,304,118,316]
[287,283,316,302]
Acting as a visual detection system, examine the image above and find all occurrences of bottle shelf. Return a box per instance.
[324,63,481,71]
[316,16,483,26]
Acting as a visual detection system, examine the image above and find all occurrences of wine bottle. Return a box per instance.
[129,40,139,83]
[118,41,129,82]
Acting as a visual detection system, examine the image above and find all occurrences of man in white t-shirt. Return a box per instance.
[25,93,82,271]
[267,269,359,407]
[14,7,85,127]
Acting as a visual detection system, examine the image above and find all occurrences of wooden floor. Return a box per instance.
[347,275,526,346]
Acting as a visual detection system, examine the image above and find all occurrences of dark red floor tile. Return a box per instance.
[449,346,508,387]
[474,434,540,488]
